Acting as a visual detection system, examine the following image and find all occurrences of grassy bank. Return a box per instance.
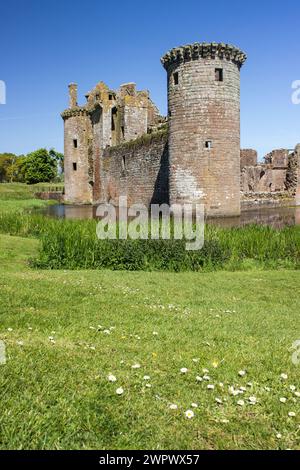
[0,210,299,271]
[0,233,300,450]
[0,183,58,214]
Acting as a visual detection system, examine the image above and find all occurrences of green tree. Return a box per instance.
[0,153,17,182]
[23,148,57,184]
[6,155,27,182]
[49,148,64,178]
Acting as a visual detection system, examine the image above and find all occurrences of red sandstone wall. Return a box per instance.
[99,131,169,207]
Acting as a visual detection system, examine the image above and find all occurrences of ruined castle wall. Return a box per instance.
[99,130,169,207]
[64,113,93,204]
[241,165,288,193]
[162,44,246,217]
[122,104,148,142]
[240,149,257,169]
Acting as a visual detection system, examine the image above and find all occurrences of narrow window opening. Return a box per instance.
[122,156,126,171]
[173,72,179,85]
[215,68,223,82]
[73,162,77,171]
[205,140,213,150]
[73,139,78,149]
[95,94,100,100]
[121,126,125,139]
[109,94,113,100]
[111,108,117,131]
[260,170,266,180]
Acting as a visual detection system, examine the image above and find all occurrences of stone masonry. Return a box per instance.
[62,41,299,215]
[241,147,299,195]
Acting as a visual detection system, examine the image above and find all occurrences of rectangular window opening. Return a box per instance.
[215,68,223,82]
[122,156,126,171]
[109,94,113,100]
[205,140,213,150]
[73,139,78,149]
[173,72,179,85]
[111,108,117,132]
[73,162,77,171]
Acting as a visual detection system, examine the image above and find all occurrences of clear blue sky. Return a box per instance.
[0,0,299,159]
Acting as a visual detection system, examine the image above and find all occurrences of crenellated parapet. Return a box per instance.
[61,106,89,121]
[161,42,247,71]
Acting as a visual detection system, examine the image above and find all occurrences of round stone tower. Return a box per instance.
[161,42,247,216]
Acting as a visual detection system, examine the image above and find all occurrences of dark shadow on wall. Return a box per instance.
[150,143,169,205]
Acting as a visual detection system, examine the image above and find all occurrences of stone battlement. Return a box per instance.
[161,42,247,70]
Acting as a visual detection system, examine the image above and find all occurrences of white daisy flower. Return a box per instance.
[116,387,124,395]
[108,374,117,383]
[169,404,178,410]
[103,330,111,335]
[238,370,246,377]
[290,385,296,392]
[153,332,159,336]
[280,397,287,404]
[294,391,300,398]
[145,384,152,388]
[143,376,150,381]
[132,364,141,369]
[191,403,198,408]
[203,368,209,374]
[196,376,203,382]
[192,358,200,363]
[207,384,215,390]
[237,400,245,407]
[249,396,257,404]
[276,433,282,439]
[229,387,240,396]
[215,398,223,404]
[180,368,188,374]
[240,387,247,392]
[219,382,224,388]
[288,412,296,417]
[185,410,195,419]
[203,375,211,381]
[280,373,288,380]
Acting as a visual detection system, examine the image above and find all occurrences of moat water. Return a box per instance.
[37,204,300,229]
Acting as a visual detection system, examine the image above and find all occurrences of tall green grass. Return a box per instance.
[0,210,299,271]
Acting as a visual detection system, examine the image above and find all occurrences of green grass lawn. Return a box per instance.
[0,184,300,450]
[1,233,300,450]
[0,183,57,213]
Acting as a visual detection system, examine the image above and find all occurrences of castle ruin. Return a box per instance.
[62,41,300,216]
